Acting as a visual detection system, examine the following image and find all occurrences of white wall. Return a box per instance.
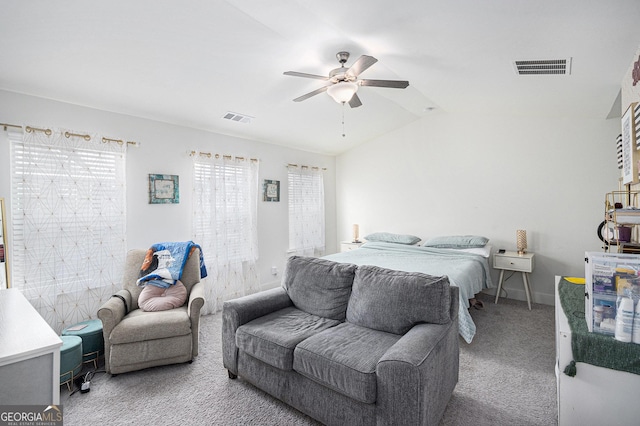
[0,88,622,304]
[336,112,620,305]
[0,90,337,290]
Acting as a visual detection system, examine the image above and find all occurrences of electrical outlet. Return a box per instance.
[271,266,278,276]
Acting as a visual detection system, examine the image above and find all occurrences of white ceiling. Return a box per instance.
[1,1,639,155]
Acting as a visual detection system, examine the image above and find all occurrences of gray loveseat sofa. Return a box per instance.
[222,256,459,426]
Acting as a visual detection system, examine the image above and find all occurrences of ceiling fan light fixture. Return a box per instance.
[327,82,358,104]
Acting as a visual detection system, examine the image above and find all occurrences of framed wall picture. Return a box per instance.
[149,174,179,204]
[263,179,280,202]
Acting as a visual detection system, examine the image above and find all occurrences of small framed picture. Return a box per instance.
[149,174,179,204]
[263,179,280,202]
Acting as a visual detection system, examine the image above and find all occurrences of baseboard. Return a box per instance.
[483,287,554,306]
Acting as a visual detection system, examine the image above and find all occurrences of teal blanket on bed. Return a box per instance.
[323,242,494,343]
[558,277,640,375]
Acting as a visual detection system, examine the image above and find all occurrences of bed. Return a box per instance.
[323,241,494,343]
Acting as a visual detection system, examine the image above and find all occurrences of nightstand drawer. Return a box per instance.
[494,253,534,272]
[340,242,364,252]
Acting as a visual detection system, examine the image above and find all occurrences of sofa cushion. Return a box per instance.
[236,306,340,371]
[346,265,451,335]
[282,256,357,320]
[109,306,191,344]
[293,322,401,404]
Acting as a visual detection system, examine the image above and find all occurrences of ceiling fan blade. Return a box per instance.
[292,85,329,102]
[348,93,362,108]
[359,79,409,89]
[346,55,378,78]
[284,71,329,80]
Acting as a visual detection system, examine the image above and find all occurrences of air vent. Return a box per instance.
[222,112,253,124]
[513,58,572,75]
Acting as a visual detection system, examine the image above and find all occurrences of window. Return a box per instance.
[288,165,325,256]
[192,155,259,312]
[10,127,126,332]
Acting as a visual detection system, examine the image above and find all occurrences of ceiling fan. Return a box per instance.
[284,51,409,108]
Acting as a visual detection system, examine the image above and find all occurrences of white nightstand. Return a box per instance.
[340,241,364,252]
[493,251,535,310]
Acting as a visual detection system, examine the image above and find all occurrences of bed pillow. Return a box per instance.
[440,244,492,258]
[364,232,421,245]
[282,256,357,320]
[138,281,188,312]
[422,235,489,249]
[346,265,451,335]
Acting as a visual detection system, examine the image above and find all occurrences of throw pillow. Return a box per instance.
[138,281,188,312]
[346,265,451,334]
[282,256,357,320]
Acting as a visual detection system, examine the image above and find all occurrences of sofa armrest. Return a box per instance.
[449,284,459,322]
[376,287,460,426]
[187,281,205,356]
[97,289,132,374]
[222,287,293,375]
[98,289,131,332]
[188,281,205,319]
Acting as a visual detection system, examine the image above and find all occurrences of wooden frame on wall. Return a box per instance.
[149,174,180,204]
[263,179,280,202]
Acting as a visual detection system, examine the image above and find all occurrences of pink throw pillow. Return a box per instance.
[138,281,188,312]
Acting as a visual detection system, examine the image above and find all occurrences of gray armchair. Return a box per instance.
[98,248,205,374]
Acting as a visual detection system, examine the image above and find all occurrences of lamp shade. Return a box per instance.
[516,229,527,254]
[327,82,358,103]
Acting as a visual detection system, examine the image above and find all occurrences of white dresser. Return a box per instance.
[555,276,640,425]
[0,288,63,404]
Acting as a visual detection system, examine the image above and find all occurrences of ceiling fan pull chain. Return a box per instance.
[342,104,346,137]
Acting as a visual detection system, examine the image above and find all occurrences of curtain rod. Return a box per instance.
[1,122,23,131]
[287,163,327,171]
[189,150,258,162]
[26,125,52,135]
[1,122,139,146]
[65,131,91,141]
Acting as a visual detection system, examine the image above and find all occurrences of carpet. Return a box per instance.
[61,292,557,425]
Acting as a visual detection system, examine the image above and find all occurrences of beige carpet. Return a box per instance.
[61,292,557,425]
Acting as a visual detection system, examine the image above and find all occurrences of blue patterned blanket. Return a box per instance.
[136,241,207,288]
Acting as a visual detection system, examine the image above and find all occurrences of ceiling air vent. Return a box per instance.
[513,58,572,75]
[222,112,253,124]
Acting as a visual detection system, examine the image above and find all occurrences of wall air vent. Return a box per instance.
[222,112,253,124]
[513,58,572,75]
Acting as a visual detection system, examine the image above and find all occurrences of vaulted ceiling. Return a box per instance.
[1,1,639,155]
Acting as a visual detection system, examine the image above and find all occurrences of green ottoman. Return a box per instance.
[60,335,83,391]
[62,319,104,368]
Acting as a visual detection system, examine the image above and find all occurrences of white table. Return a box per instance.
[555,276,640,425]
[493,251,535,309]
[340,241,364,252]
[0,288,63,404]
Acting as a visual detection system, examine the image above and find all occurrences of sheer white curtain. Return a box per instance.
[10,127,126,332]
[192,154,259,314]
[288,165,325,256]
